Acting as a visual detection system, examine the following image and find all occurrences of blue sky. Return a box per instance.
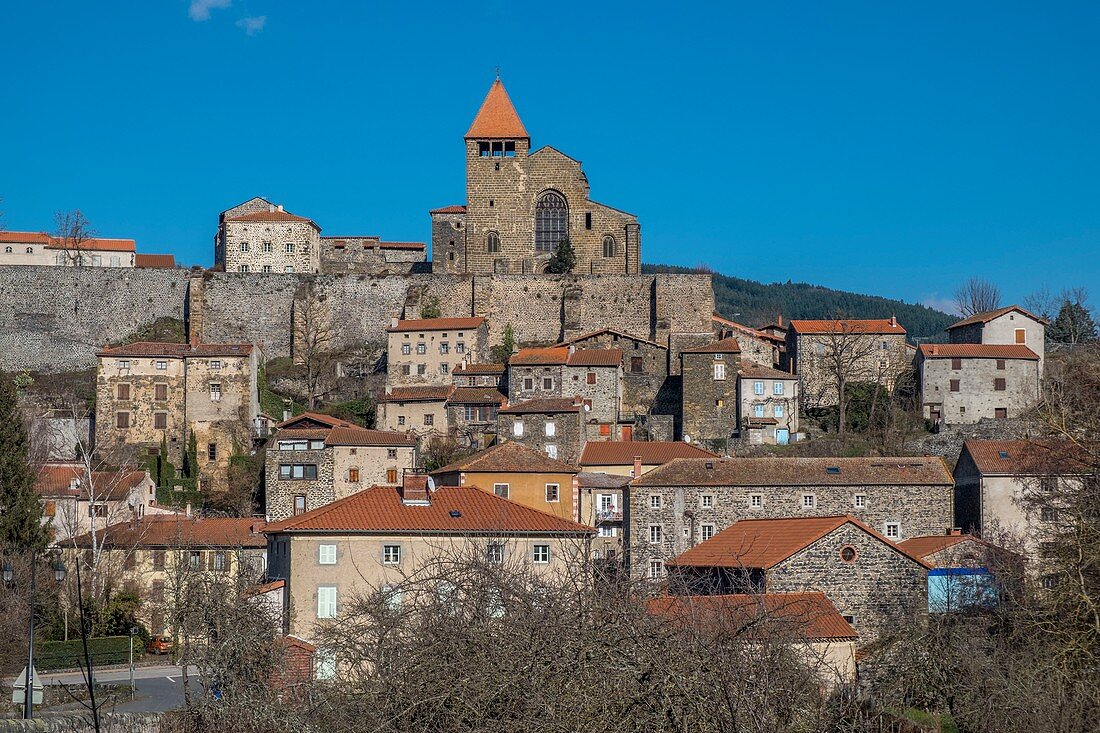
[1,1,1098,312]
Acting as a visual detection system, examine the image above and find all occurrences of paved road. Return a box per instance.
[32,664,198,713]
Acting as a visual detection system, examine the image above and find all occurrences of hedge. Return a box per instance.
[36,636,134,671]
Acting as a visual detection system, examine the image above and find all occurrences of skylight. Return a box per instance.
[826,467,841,474]
[998,451,1010,459]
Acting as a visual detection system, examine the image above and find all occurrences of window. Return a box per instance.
[750,494,762,508]
[802,494,815,509]
[348,468,360,482]
[189,551,202,570]
[494,483,509,499]
[1041,574,1060,590]
[854,494,866,509]
[545,483,559,502]
[513,420,524,437]
[116,359,131,370]
[840,546,857,563]
[155,360,168,370]
[774,382,785,395]
[701,524,715,541]
[599,423,611,436]
[213,551,227,572]
[116,411,130,429]
[487,543,504,564]
[754,404,765,418]
[261,265,272,273]
[994,378,1006,391]
[154,412,167,429]
[586,371,597,385]
[110,255,120,266]
[533,544,551,564]
[996,359,1006,370]
[440,342,450,354]
[294,495,307,515]
[995,407,1008,419]
[546,445,558,459]
[424,414,434,426]
[152,550,166,570]
[1015,328,1026,344]
[91,255,102,267]
[207,443,217,461]
[543,377,554,390]
[951,358,962,370]
[456,342,465,353]
[949,379,960,392]
[545,421,556,437]
[650,495,663,509]
[701,494,713,509]
[209,383,222,401]
[753,381,764,395]
[315,651,336,680]
[239,241,250,252]
[402,343,411,355]
[117,383,131,400]
[416,343,426,354]
[630,356,643,373]
[319,544,337,565]
[387,448,398,459]
[284,243,295,253]
[602,235,616,257]
[317,587,337,618]
[713,363,726,380]
[383,545,401,564]
[773,404,784,418]
[154,383,168,400]
[262,242,273,253]
[649,525,663,544]
[1041,506,1058,522]
[487,231,500,253]
[648,560,664,579]
[534,190,568,253]
[884,522,900,539]
[280,464,319,480]
[2,246,9,253]
[522,377,534,391]
[440,364,449,374]
[397,416,406,426]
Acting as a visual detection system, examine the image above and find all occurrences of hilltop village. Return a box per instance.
[0,79,1094,724]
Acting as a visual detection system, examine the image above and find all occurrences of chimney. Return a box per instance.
[568,344,576,355]
[400,471,430,504]
[890,315,897,328]
[268,204,275,213]
[632,455,642,479]
[571,473,580,521]
[390,317,399,329]
[931,344,938,356]
[777,314,783,327]
[277,204,284,212]
[185,502,192,518]
[948,527,962,536]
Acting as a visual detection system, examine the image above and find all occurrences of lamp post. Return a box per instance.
[3,549,66,719]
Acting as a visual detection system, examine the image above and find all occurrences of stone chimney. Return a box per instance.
[568,344,576,355]
[632,455,642,479]
[400,471,430,505]
[890,315,898,328]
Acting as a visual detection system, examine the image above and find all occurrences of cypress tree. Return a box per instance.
[546,237,577,274]
[0,372,48,551]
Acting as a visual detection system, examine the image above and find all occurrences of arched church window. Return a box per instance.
[535,191,568,253]
[488,231,501,253]
[602,236,616,258]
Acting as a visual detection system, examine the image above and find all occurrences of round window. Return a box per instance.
[840,546,857,563]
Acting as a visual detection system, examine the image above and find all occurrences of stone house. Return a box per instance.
[712,314,783,368]
[69,515,267,635]
[35,463,162,543]
[452,362,506,388]
[319,237,426,275]
[916,344,1040,425]
[376,385,454,437]
[215,197,322,274]
[95,341,260,494]
[496,397,585,463]
[953,439,1087,564]
[629,456,954,578]
[738,362,800,445]
[386,317,488,387]
[553,329,670,417]
[680,337,743,449]
[0,230,139,267]
[946,305,1047,376]
[431,441,579,522]
[445,386,507,450]
[508,346,624,433]
[663,515,930,641]
[784,318,909,409]
[577,441,718,477]
[430,78,640,276]
[264,477,595,643]
[265,412,418,522]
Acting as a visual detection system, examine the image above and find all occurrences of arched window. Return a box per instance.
[487,231,501,253]
[26,247,34,254]
[3,247,11,253]
[535,190,568,253]
[602,236,616,258]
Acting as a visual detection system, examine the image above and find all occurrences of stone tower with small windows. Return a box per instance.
[431,79,641,275]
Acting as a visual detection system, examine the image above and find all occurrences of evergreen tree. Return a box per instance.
[0,373,48,551]
[1049,300,1098,344]
[491,323,516,363]
[545,237,576,274]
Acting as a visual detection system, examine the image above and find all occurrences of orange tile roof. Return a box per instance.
[510,347,570,366]
[98,341,253,358]
[0,231,138,252]
[712,314,786,344]
[387,317,485,332]
[429,205,467,215]
[738,362,796,380]
[224,209,318,228]
[961,439,1090,475]
[448,387,507,404]
[896,534,977,560]
[265,485,592,535]
[381,386,456,402]
[378,241,426,250]
[634,456,953,487]
[71,516,267,549]
[579,441,718,466]
[666,515,930,570]
[453,363,506,375]
[326,427,417,447]
[134,253,176,268]
[432,441,576,475]
[243,579,285,598]
[0,230,51,244]
[646,592,858,641]
[498,398,581,414]
[917,344,1038,360]
[35,464,148,501]
[566,348,622,367]
[465,79,529,139]
[789,319,906,335]
[947,305,1047,329]
[277,411,352,429]
[683,337,743,354]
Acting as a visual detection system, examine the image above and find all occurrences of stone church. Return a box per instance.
[431,79,641,275]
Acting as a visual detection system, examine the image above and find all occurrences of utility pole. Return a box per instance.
[23,555,36,719]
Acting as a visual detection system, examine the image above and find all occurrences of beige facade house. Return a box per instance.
[265,412,418,522]
[214,197,322,274]
[35,463,163,543]
[264,477,596,641]
[738,362,800,445]
[917,344,1040,425]
[386,317,488,387]
[431,79,640,275]
[947,305,1047,376]
[95,341,261,494]
[0,230,137,267]
[376,385,454,437]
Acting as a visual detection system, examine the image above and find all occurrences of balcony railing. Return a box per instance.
[596,509,623,523]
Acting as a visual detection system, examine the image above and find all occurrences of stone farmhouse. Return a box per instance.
[508,346,624,427]
[264,412,418,522]
[680,337,743,447]
[663,515,930,641]
[496,397,586,463]
[712,314,783,368]
[553,329,671,418]
[946,305,1047,376]
[431,78,641,276]
[916,344,1040,425]
[35,463,161,543]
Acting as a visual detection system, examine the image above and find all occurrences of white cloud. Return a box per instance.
[236,15,267,36]
[189,0,232,21]
[920,295,961,316]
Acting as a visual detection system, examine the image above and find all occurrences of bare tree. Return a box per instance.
[954,277,1001,317]
[292,281,338,409]
[804,317,891,436]
[53,209,95,266]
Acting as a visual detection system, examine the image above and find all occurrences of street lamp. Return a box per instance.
[6,548,66,719]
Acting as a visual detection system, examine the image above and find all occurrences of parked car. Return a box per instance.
[146,635,175,655]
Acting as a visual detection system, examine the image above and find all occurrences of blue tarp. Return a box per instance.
[928,567,1000,612]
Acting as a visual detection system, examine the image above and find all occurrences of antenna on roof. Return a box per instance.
[495,65,501,80]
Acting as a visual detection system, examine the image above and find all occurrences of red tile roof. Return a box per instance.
[646,592,858,641]
[265,485,592,535]
[224,209,318,228]
[579,441,718,466]
[277,411,352,430]
[381,386,455,402]
[682,337,742,354]
[634,456,953,487]
[789,319,906,335]
[448,387,507,404]
[0,231,137,252]
[464,79,529,139]
[498,398,581,414]
[666,515,930,570]
[961,439,1090,475]
[947,305,1047,329]
[429,205,467,215]
[510,347,570,366]
[97,341,253,358]
[36,464,148,501]
[566,349,622,367]
[326,427,417,447]
[134,253,176,268]
[896,534,977,560]
[0,230,51,244]
[453,363,506,375]
[71,516,268,549]
[387,317,485,332]
[738,362,796,380]
[712,314,786,344]
[432,441,576,475]
[917,344,1038,360]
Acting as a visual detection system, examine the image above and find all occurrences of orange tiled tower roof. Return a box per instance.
[465,79,529,139]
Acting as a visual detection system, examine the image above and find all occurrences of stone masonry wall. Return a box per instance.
[265,446,336,521]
